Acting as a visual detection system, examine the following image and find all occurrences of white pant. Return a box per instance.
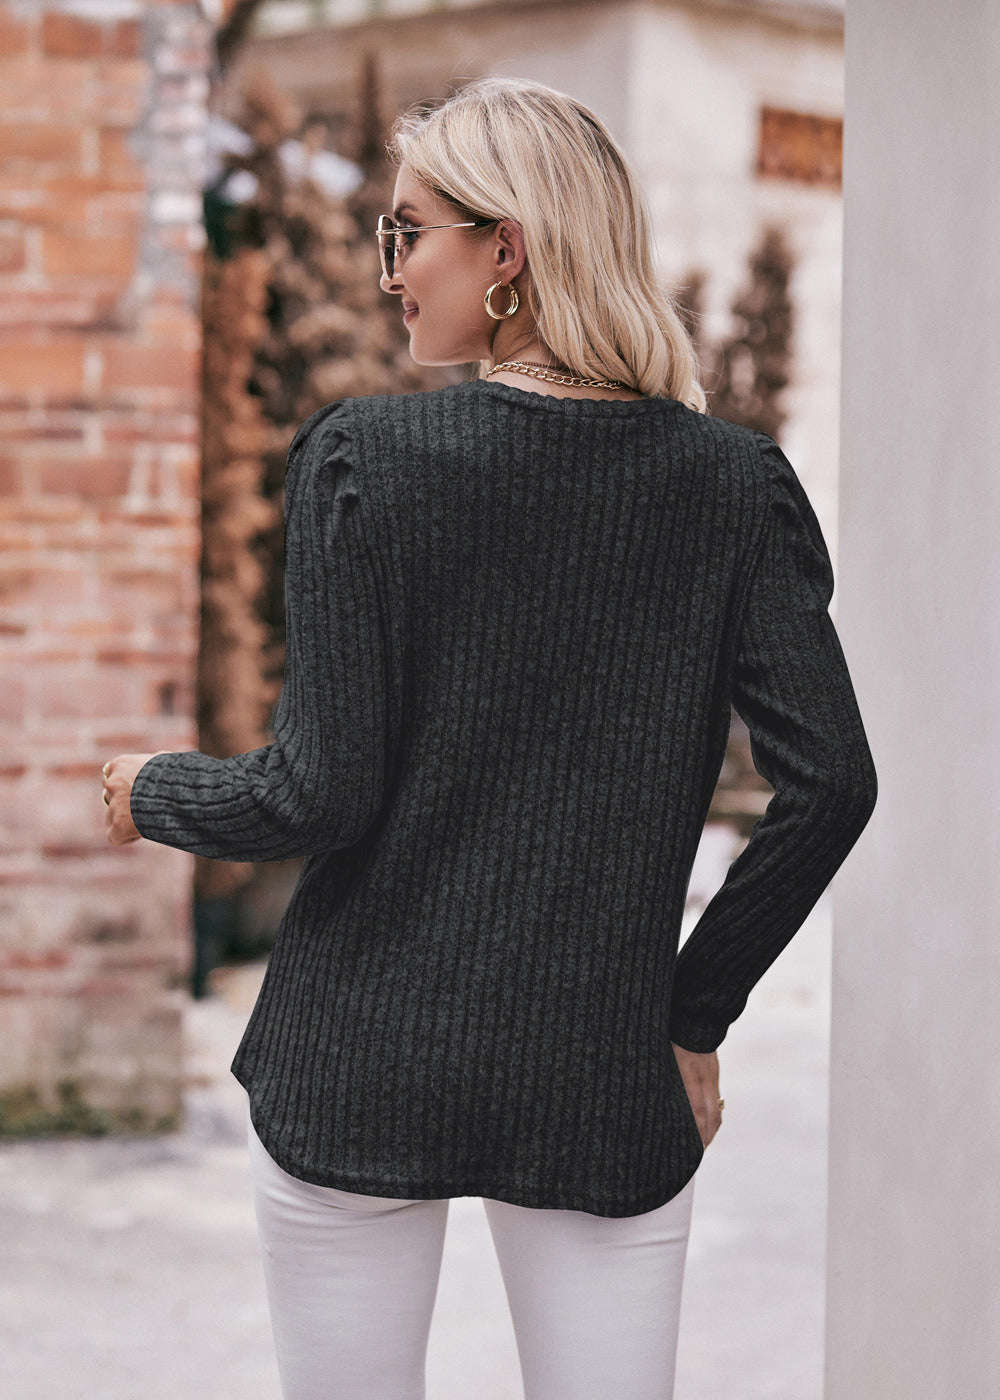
[246,1096,695,1400]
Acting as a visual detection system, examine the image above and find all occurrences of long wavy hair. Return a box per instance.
[387,77,707,410]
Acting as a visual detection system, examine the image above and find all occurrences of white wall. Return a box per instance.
[827,1,1000,1393]
[627,2,845,548]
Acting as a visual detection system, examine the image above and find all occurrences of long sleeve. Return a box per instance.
[667,431,878,1053]
[129,400,395,862]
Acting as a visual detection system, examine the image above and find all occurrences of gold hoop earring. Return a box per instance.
[484,280,519,320]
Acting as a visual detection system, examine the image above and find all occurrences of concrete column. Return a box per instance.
[827,2,1000,1394]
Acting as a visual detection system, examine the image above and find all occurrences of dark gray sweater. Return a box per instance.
[130,378,877,1217]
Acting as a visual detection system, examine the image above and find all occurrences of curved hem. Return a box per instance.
[238,1079,704,1220]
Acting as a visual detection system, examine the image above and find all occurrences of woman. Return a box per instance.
[102,78,877,1400]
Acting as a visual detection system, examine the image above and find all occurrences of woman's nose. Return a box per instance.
[380,268,403,295]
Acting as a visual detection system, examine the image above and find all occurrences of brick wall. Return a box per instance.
[0,0,211,1132]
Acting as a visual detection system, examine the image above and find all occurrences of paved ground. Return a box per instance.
[0,830,832,1399]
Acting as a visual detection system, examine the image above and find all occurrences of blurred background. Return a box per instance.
[2,1,851,1396]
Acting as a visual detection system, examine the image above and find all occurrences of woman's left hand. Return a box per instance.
[102,752,169,846]
[671,1041,723,1148]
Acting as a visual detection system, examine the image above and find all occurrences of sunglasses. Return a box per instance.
[375,213,497,279]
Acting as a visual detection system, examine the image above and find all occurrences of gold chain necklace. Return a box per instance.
[486,359,632,392]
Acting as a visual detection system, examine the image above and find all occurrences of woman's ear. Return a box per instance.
[493,219,527,279]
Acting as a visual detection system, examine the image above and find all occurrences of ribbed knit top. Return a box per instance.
[129,378,877,1217]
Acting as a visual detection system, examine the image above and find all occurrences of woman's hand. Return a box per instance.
[671,1041,723,1148]
[101,752,170,846]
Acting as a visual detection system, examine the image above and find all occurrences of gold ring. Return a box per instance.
[718,1097,725,1112]
[102,762,111,778]
[102,790,110,806]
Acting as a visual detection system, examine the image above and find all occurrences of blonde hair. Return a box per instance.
[387,77,707,411]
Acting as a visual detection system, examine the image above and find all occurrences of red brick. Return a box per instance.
[98,128,145,183]
[0,456,21,494]
[21,173,144,204]
[97,566,187,607]
[154,445,200,502]
[0,178,42,217]
[64,619,120,641]
[0,11,33,57]
[49,762,109,780]
[107,20,143,61]
[22,645,79,663]
[0,227,26,273]
[99,341,200,395]
[94,647,168,667]
[96,507,195,528]
[0,506,33,537]
[41,12,103,59]
[93,730,166,753]
[0,340,86,396]
[0,122,83,170]
[150,283,192,309]
[22,520,112,552]
[0,870,47,888]
[0,56,93,118]
[0,289,123,332]
[101,411,199,445]
[0,672,25,722]
[0,172,144,210]
[0,502,79,529]
[36,457,133,499]
[76,974,134,997]
[39,845,103,863]
[97,948,175,974]
[44,191,144,232]
[41,229,136,280]
[42,14,142,61]
[1,561,90,611]
[25,664,151,721]
[1,949,71,971]
[143,305,200,347]
[0,176,145,234]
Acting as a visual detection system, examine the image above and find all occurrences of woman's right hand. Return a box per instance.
[671,1042,723,1148]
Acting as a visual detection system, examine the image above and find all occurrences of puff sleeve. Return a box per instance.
[668,431,878,1053]
[129,401,394,862]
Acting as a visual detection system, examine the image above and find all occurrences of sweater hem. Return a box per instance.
[236,1069,703,1220]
